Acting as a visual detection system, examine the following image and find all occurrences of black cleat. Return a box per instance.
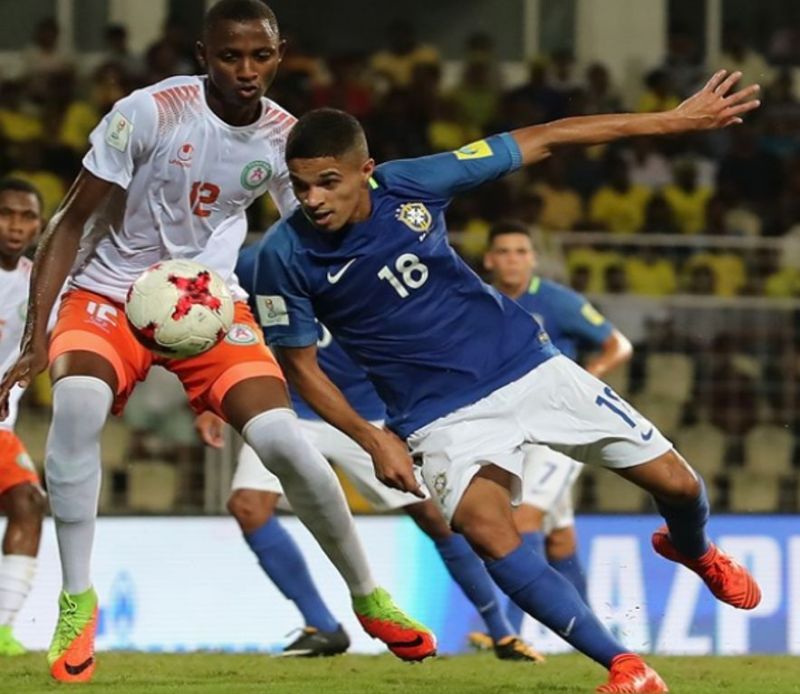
[278,625,351,658]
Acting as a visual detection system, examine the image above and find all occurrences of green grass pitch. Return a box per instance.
[4,652,800,693]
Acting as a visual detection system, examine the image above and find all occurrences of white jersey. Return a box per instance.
[71,75,297,303]
[0,258,32,430]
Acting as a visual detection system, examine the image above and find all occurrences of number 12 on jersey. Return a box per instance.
[378,253,429,298]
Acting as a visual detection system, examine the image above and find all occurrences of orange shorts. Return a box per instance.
[49,288,285,416]
[0,430,40,496]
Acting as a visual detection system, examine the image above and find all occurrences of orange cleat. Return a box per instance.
[597,653,668,693]
[353,587,436,661]
[48,588,99,683]
[652,526,761,610]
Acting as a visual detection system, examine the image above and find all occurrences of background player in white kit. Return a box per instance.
[0,1,433,683]
[0,179,47,657]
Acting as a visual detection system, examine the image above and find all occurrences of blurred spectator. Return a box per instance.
[464,32,503,89]
[0,80,43,144]
[719,25,775,90]
[582,62,622,115]
[22,18,73,99]
[528,153,583,231]
[768,19,800,65]
[705,334,760,438]
[365,89,429,161]
[662,25,705,98]
[637,69,681,113]
[58,63,129,156]
[566,246,624,293]
[445,196,491,265]
[427,96,480,152]
[279,30,328,93]
[8,141,65,219]
[642,193,679,234]
[144,39,188,84]
[662,159,713,234]
[685,263,717,295]
[761,69,800,160]
[505,60,565,123]
[450,60,500,131]
[589,155,652,233]
[604,263,629,293]
[312,53,374,119]
[717,124,783,207]
[623,137,673,189]
[369,20,440,89]
[102,24,143,80]
[626,253,678,297]
[549,49,581,100]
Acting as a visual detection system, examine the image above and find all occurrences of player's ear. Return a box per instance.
[195,41,207,70]
[277,39,287,61]
[361,158,375,181]
[483,252,494,272]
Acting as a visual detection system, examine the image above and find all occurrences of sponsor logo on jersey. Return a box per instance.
[105,111,132,152]
[581,303,606,326]
[241,161,272,190]
[256,295,289,327]
[395,203,432,234]
[453,139,493,160]
[327,258,356,284]
[170,143,194,168]
[225,323,260,345]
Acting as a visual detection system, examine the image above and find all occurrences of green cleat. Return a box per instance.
[0,625,26,655]
[353,587,436,661]
[48,587,99,683]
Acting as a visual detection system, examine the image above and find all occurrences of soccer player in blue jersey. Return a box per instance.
[482,220,633,633]
[196,244,542,661]
[251,71,760,692]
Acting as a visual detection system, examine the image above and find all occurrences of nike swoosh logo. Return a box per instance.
[386,635,424,648]
[65,656,94,676]
[641,427,654,441]
[327,258,357,284]
[559,616,576,638]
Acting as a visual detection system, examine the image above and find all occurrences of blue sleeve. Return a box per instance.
[553,286,614,348]
[250,227,319,348]
[235,244,258,297]
[375,133,522,201]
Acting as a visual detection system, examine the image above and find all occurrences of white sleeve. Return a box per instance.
[266,143,298,219]
[81,88,158,190]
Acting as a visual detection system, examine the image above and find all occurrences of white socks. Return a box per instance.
[243,408,377,596]
[45,376,112,594]
[0,554,37,626]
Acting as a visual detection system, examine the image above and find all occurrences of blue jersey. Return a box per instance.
[236,245,386,422]
[253,133,558,438]
[514,276,614,361]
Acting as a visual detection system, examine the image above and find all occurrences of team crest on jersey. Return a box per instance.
[225,323,259,345]
[15,451,35,472]
[432,472,450,505]
[395,203,432,234]
[241,161,272,190]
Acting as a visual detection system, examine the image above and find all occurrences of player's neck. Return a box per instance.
[351,190,373,224]
[494,276,531,300]
[203,83,263,127]
[0,252,21,272]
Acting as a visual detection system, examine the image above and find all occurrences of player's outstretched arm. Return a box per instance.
[512,70,760,166]
[0,169,113,418]
[278,345,424,497]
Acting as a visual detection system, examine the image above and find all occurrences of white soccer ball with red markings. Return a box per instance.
[125,259,234,359]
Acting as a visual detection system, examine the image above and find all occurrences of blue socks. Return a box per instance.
[655,476,710,559]
[505,531,545,632]
[488,542,625,667]
[550,552,588,603]
[244,516,339,633]
[434,533,514,642]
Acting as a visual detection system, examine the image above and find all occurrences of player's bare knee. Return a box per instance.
[452,505,518,559]
[546,527,577,561]
[227,490,272,530]
[3,484,46,526]
[514,503,545,534]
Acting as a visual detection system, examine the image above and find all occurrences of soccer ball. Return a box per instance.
[125,259,234,359]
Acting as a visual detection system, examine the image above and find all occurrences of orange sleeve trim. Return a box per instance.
[49,330,128,395]
[208,360,286,413]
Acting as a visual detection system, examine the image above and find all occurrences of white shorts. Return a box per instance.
[230,419,423,511]
[407,355,672,522]
[521,445,582,532]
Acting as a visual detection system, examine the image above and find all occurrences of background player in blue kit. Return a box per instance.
[480,220,633,636]
[196,244,542,661]
[252,71,761,693]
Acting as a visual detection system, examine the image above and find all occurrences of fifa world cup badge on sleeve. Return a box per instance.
[453,139,493,160]
[256,295,290,327]
[106,112,132,152]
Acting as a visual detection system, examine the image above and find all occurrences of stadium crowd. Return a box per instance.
[2,15,800,514]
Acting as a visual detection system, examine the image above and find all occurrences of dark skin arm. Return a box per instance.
[511,70,760,166]
[276,344,424,497]
[0,169,114,418]
[584,329,633,380]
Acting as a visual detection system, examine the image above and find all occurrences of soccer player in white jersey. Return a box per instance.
[0,1,433,683]
[0,179,47,657]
